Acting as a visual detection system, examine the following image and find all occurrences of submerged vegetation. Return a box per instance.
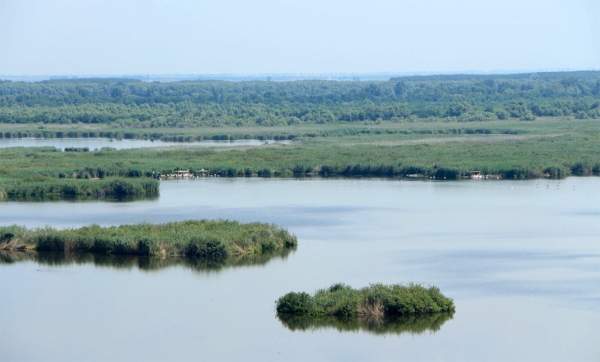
[276,284,455,328]
[0,220,297,261]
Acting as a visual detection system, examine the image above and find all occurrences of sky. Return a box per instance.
[1,0,599,75]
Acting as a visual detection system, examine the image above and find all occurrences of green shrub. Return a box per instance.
[137,238,156,256]
[276,292,315,316]
[0,232,15,243]
[184,238,228,261]
[34,232,66,252]
[91,237,118,254]
[260,239,278,253]
[571,163,593,176]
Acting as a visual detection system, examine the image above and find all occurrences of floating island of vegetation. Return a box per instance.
[276,283,455,334]
[0,220,297,264]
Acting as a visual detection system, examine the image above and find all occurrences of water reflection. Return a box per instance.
[0,138,291,151]
[0,249,295,273]
[3,179,600,361]
[278,312,454,336]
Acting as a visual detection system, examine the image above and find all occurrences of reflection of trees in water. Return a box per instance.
[0,248,295,273]
[278,312,454,336]
[0,250,35,264]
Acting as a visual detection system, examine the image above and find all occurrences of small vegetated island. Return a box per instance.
[0,220,297,267]
[276,284,455,335]
[0,176,159,202]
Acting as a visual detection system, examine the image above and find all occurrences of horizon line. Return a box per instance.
[2,68,599,82]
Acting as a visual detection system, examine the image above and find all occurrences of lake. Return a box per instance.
[2,178,600,362]
[0,137,290,150]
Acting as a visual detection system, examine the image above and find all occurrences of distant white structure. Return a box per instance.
[470,171,483,180]
[162,169,194,179]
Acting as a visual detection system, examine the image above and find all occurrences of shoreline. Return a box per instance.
[1,174,598,202]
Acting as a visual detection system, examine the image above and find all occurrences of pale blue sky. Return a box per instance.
[1,0,599,75]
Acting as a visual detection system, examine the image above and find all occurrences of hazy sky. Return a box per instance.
[1,0,599,75]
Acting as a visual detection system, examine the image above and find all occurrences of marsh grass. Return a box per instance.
[276,284,455,325]
[0,177,158,201]
[1,117,600,202]
[0,220,297,261]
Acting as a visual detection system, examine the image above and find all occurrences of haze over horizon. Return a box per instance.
[1,0,599,76]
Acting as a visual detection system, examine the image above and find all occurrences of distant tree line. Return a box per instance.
[0,71,599,126]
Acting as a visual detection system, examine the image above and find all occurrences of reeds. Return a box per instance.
[0,220,297,260]
[276,283,455,322]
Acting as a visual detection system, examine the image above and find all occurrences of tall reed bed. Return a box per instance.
[0,220,297,260]
[276,283,454,321]
[0,177,158,201]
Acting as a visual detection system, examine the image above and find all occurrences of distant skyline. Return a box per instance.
[1,0,599,76]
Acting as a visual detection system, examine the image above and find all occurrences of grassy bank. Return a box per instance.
[0,220,297,260]
[276,284,455,322]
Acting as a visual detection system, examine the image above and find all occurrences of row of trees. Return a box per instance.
[2,71,600,104]
[0,71,599,125]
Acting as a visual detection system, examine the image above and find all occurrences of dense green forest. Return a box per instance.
[1,71,599,127]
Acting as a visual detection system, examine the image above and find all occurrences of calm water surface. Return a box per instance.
[2,178,600,362]
[0,137,289,150]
